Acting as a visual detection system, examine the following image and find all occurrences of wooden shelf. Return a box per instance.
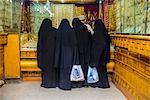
[21,50,37,58]
[21,68,41,72]
[22,77,41,81]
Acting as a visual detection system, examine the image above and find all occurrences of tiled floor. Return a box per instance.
[0,80,127,100]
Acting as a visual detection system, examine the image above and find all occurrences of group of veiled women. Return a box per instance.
[37,18,111,90]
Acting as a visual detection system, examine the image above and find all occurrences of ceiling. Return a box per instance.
[30,0,97,4]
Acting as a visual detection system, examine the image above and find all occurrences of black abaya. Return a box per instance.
[97,19,111,63]
[54,19,77,90]
[37,18,58,88]
[72,18,92,87]
[90,19,110,88]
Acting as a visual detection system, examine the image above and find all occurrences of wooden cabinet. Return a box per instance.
[0,45,4,79]
[20,50,41,81]
[4,33,20,78]
[111,33,150,100]
[111,34,150,57]
[19,49,114,80]
[0,33,7,79]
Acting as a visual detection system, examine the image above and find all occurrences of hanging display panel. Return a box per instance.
[103,0,109,29]
[12,0,22,32]
[0,0,21,32]
[4,0,13,31]
[20,33,38,50]
[115,0,149,34]
[21,0,31,33]
[135,0,147,33]
[0,0,13,32]
[30,2,53,33]
[108,0,116,31]
[50,0,96,3]
[115,0,121,32]
[20,2,100,49]
[84,5,99,28]
[52,4,74,28]
[75,6,84,17]
[21,3,75,49]
[21,1,53,49]
[0,0,4,32]
[146,1,150,34]
[123,0,135,33]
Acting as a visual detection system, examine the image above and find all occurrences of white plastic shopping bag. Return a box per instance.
[87,66,99,83]
[70,65,85,81]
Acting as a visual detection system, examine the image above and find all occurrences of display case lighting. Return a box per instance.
[31,0,96,3]
[99,0,102,4]
[37,8,40,11]
[47,0,50,3]
[21,2,23,5]
[61,0,64,3]
[36,0,39,3]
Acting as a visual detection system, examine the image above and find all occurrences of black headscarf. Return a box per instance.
[94,19,111,44]
[72,18,82,30]
[72,18,86,43]
[38,18,53,38]
[72,18,83,50]
[55,19,77,68]
[92,19,106,44]
[59,19,76,46]
[72,18,92,65]
[93,19,111,64]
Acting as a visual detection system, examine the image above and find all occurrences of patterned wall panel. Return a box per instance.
[52,4,75,28]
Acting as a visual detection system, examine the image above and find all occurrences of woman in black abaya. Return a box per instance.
[98,19,111,64]
[54,19,77,90]
[90,19,110,88]
[72,18,92,87]
[71,18,83,88]
[37,18,58,88]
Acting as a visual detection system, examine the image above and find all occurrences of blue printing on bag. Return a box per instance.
[72,68,80,79]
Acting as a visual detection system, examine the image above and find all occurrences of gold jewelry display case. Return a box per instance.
[110,33,150,100]
[20,49,41,81]
[20,33,41,81]
[0,33,40,80]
